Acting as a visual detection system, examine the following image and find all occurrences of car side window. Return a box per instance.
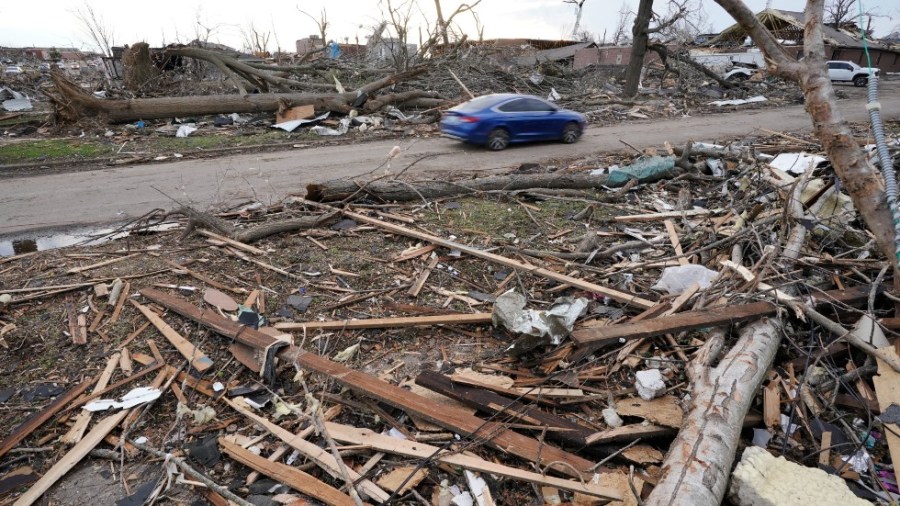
[827,62,838,69]
[498,99,527,112]
[522,99,556,112]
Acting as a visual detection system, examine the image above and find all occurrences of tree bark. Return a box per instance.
[306,167,681,203]
[122,42,159,92]
[646,320,781,506]
[47,67,435,123]
[623,0,654,97]
[172,207,339,243]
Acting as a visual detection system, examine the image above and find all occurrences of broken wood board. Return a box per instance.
[0,378,94,459]
[221,397,389,503]
[295,352,595,477]
[614,396,684,428]
[130,300,213,373]
[324,421,622,500]
[416,371,592,447]
[12,411,129,506]
[328,207,654,309]
[197,229,265,255]
[408,256,439,297]
[587,412,764,445]
[60,352,120,444]
[276,104,315,123]
[376,466,428,494]
[613,209,712,222]
[218,437,355,506]
[572,284,872,351]
[872,346,900,476]
[274,312,492,331]
[66,253,139,274]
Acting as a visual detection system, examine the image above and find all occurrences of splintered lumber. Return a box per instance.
[571,301,775,349]
[138,289,601,476]
[130,300,213,373]
[222,397,389,503]
[66,253,139,274]
[0,378,94,459]
[872,347,900,473]
[218,438,354,506]
[60,353,120,444]
[198,230,265,255]
[571,284,872,350]
[324,421,622,501]
[274,313,493,331]
[12,411,129,506]
[317,207,653,309]
[415,371,592,447]
[614,209,712,222]
[294,352,596,477]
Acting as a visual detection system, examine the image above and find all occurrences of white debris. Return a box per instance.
[272,111,330,132]
[729,446,869,506]
[175,124,197,137]
[213,381,225,392]
[709,95,767,107]
[635,369,666,401]
[602,407,624,428]
[493,291,589,345]
[464,471,489,506]
[547,88,561,102]
[652,265,719,295]
[768,152,827,175]
[84,387,162,412]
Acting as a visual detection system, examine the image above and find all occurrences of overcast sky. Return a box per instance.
[0,0,896,54]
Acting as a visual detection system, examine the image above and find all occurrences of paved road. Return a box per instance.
[2,83,898,239]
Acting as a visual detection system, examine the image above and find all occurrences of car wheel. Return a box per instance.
[486,128,510,151]
[561,123,581,144]
[853,75,868,87]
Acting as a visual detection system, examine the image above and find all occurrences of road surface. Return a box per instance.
[2,83,898,240]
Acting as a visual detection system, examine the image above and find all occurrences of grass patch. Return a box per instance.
[0,139,114,163]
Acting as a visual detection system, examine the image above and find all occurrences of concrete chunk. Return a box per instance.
[729,446,869,506]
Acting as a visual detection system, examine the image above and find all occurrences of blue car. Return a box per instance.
[440,93,586,151]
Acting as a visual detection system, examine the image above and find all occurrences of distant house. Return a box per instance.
[367,37,417,63]
[713,9,900,72]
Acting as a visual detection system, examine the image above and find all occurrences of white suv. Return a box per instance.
[826,60,879,87]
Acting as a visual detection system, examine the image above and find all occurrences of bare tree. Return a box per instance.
[299,8,330,46]
[646,2,898,502]
[825,0,856,27]
[241,23,272,56]
[564,0,588,39]
[612,2,633,45]
[622,0,688,97]
[72,2,115,57]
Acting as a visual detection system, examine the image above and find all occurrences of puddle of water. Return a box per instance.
[0,223,182,257]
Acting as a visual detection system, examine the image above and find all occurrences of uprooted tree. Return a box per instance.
[645,1,898,505]
[622,0,689,97]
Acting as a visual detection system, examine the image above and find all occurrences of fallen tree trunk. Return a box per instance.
[306,167,682,203]
[169,207,339,243]
[47,67,439,123]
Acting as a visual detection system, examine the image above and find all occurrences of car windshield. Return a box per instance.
[452,95,506,113]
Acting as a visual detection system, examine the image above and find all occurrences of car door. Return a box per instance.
[496,99,531,140]
[827,61,852,81]
[519,98,562,140]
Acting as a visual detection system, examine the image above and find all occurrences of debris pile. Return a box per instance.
[1,129,900,505]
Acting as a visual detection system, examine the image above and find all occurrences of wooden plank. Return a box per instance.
[197,229,265,255]
[336,208,653,309]
[819,431,832,467]
[130,300,213,372]
[615,396,684,428]
[572,284,872,350]
[872,347,900,475]
[295,352,596,477]
[614,209,712,223]
[12,411,129,506]
[324,421,621,500]
[274,313,493,331]
[74,314,88,345]
[107,281,130,325]
[165,260,244,294]
[376,466,427,494]
[415,371,592,447]
[0,378,94,459]
[66,253,139,274]
[60,353,120,444]
[221,397,389,503]
[571,301,776,349]
[218,437,355,506]
[664,220,688,266]
[64,296,79,345]
[587,412,764,445]
[408,256,438,297]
